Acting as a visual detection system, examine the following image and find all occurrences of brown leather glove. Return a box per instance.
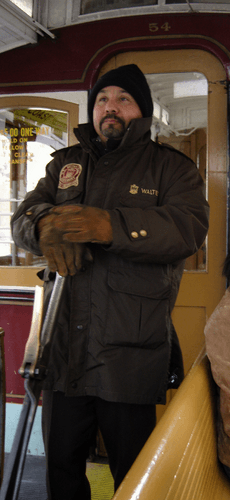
[51,205,113,244]
[37,213,92,277]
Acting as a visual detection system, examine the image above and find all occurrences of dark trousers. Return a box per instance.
[42,391,156,500]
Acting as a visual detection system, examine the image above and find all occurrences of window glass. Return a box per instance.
[0,108,68,267]
[80,0,156,15]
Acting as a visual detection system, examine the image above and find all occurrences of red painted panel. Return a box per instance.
[0,13,229,94]
[0,297,34,404]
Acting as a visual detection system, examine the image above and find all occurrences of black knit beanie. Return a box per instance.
[88,64,153,123]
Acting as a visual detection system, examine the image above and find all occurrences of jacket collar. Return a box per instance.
[74,116,152,155]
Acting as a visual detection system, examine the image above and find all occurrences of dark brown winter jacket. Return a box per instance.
[11,117,209,404]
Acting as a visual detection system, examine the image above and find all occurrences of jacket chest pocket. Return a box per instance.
[104,267,171,349]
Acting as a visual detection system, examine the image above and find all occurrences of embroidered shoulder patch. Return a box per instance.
[58,163,82,189]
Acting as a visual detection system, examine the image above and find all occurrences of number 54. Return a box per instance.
[149,22,171,32]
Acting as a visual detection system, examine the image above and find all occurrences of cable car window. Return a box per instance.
[146,71,208,271]
[80,0,156,15]
[0,107,68,267]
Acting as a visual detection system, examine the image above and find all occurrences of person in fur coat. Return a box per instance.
[205,254,230,479]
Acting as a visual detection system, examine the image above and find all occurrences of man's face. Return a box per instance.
[93,86,142,144]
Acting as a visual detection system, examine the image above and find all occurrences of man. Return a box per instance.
[11,64,209,499]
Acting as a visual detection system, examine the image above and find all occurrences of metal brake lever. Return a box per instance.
[19,272,65,380]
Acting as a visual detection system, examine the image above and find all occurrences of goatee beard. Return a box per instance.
[100,114,126,140]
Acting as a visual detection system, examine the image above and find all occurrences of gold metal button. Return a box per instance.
[26,211,32,216]
[131,231,139,238]
[140,230,147,237]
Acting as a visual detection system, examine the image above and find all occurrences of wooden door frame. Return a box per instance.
[0,96,79,287]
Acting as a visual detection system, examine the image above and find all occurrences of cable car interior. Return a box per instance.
[0,0,230,499]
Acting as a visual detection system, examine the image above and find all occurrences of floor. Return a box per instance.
[18,455,47,499]
[3,453,114,500]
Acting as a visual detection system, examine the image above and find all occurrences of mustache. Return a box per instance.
[100,114,125,127]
